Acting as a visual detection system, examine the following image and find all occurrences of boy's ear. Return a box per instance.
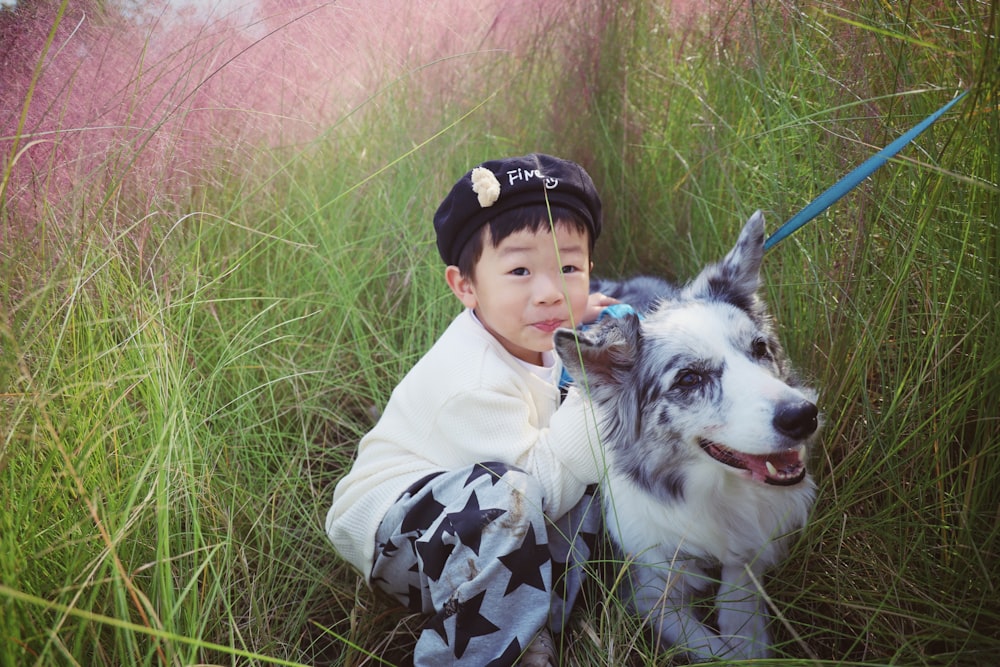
[445,265,478,309]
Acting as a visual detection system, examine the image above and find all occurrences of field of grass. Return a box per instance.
[2,0,998,665]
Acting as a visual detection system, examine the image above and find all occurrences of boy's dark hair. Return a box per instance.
[455,204,593,278]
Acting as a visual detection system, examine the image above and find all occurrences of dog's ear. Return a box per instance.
[684,210,766,314]
[553,313,641,394]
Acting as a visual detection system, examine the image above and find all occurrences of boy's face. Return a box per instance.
[446,221,592,366]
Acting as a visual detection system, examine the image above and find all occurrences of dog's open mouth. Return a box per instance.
[699,440,807,486]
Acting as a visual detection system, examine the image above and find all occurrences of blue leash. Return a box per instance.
[764,89,970,250]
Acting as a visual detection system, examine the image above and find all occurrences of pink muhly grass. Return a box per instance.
[1,0,264,233]
[0,0,583,242]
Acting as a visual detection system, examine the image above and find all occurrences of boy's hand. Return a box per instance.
[582,292,620,324]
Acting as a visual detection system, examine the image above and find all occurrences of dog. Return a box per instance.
[555,211,818,661]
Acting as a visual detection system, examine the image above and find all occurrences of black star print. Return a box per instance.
[580,524,600,557]
[452,589,500,659]
[498,524,551,595]
[401,490,446,534]
[551,557,569,600]
[425,600,452,645]
[416,520,454,581]
[444,491,506,556]
[485,637,524,666]
[406,584,424,612]
[378,537,399,558]
[465,461,511,487]
[405,533,421,560]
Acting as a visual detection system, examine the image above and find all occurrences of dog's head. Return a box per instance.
[555,211,819,500]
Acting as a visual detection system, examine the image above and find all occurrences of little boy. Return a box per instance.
[327,154,613,666]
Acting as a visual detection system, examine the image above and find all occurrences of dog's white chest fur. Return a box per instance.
[604,462,815,569]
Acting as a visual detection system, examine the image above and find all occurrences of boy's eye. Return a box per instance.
[510,267,529,276]
[562,265,580,274]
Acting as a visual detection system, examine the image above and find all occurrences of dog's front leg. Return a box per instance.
[715,562,771,658]
[627,560,729,661]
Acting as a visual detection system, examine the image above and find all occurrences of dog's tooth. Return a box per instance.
[765,460,778,477]
[794,444,806,459]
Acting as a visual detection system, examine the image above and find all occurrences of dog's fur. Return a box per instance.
[555,211,818,661]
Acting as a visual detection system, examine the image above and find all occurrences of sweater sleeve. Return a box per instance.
[431,384,607,519]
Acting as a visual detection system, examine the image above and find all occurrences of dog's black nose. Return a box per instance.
[773,401,818,440]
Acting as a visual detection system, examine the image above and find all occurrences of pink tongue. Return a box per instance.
[701,440,806,485]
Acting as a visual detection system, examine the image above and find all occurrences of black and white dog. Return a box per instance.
[555,211,818,660]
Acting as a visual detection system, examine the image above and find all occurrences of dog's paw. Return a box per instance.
[720,626,772,660]
[717,608,771,659]
[725,637,772,660]
[663,633,730,664]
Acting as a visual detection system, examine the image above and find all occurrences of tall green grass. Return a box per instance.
[2,0,998,665]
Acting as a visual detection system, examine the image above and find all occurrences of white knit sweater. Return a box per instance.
[326,309,607,580]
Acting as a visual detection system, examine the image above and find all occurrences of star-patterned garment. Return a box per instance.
[371,462,601,666]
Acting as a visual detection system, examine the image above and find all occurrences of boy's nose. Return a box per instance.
[534,273,565,304]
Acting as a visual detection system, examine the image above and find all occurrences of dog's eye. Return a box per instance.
[672,370,702,389]
[752,338,771,361]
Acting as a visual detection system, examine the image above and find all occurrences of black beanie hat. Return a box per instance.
[433,153,602,265]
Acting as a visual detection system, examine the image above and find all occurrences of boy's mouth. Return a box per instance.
[533,319,565,333]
